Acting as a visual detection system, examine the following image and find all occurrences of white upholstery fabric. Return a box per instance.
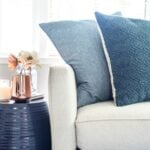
[76,101,150,150]
[48,64,150,150]
[48,64,77,150]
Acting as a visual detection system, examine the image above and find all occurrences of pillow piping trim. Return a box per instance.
[96,21,116,104]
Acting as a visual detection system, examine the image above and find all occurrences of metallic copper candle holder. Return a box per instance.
[11,74,31,103]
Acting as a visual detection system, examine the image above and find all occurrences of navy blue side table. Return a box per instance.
[0,100,51,150]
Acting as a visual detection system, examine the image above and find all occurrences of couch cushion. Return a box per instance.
[76,101,150,150]
[77,101,150,122]
[40,20,112,107]
[95,12,150,106]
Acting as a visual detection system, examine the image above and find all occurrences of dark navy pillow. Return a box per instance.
[95,12,150,106]
[40,20,112,107]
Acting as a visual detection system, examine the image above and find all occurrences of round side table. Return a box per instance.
[0,100,51,150]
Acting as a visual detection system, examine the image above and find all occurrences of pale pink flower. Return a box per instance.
[8,54,18,70]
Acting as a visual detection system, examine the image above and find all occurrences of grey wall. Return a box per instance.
[0,64,13,79]
[37,64,50,100]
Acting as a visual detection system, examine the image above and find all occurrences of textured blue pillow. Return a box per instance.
[95,12,150,106]
[40,20,112,107]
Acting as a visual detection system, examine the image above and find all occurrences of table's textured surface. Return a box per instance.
[0,100,51,150]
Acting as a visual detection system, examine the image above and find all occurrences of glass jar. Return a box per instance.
[30,67,37,94]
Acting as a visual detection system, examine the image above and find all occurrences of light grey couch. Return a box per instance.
[48,64,150,150]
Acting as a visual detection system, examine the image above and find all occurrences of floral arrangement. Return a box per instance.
[8,50,40,73]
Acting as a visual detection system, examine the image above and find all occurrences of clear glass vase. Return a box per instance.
[30,67,37,94]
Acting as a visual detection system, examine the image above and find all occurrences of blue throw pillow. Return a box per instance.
[95,12,150,106]
[40,20,112,107]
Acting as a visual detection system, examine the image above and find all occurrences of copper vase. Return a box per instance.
[11,74,31,102]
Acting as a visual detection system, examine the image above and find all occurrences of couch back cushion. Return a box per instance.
[40,20,112,107]
[95,12,150,106]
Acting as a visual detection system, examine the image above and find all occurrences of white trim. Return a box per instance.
[32,0,49,56]
[96,22,116,104]
[0,56,63,65]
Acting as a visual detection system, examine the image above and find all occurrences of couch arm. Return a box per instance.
[48,64,77,150]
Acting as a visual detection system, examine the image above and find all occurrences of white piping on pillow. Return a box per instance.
[96,23,116,104]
